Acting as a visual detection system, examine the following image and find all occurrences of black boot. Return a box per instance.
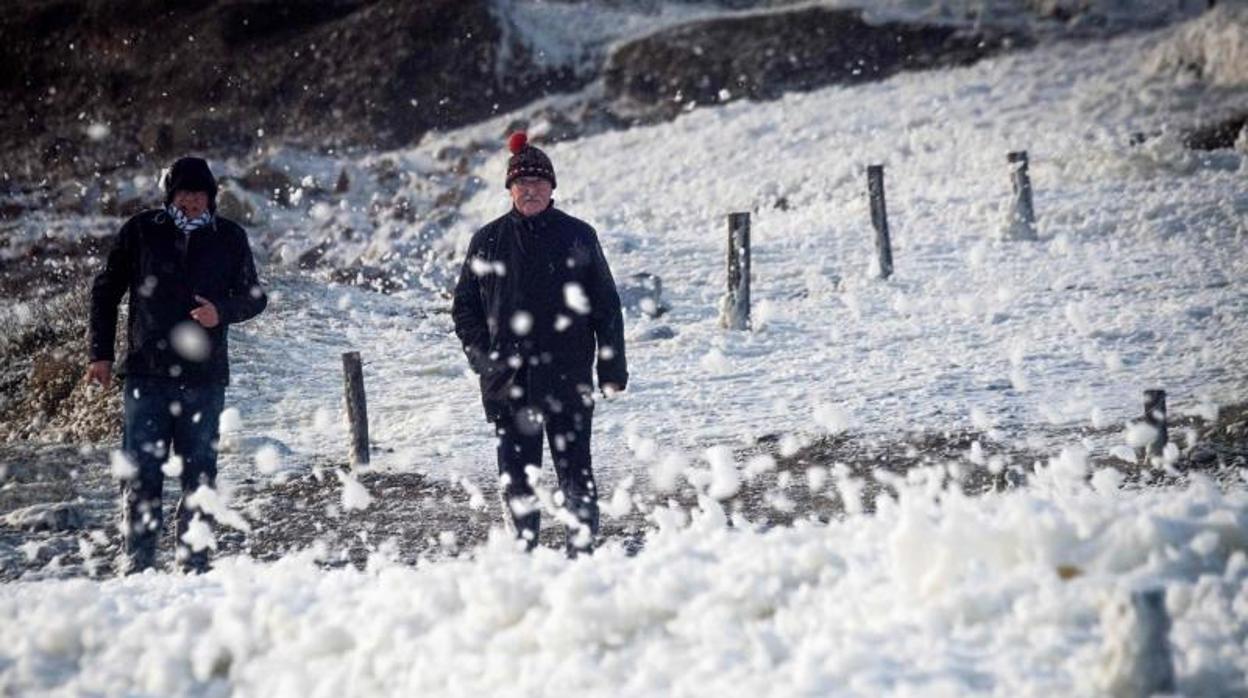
[564,495,599,558]
[122,493,161,574]
[174,498,214,574]
[502,492,541,551]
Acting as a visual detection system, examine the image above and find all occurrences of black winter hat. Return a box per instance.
[164,156,218,210]
[504,132,556,189]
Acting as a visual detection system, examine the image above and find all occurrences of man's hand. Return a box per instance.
[85,360,113,389]
[191,295,220,328]
[601,382,624,398]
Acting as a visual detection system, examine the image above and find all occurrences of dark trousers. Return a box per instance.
[494,397,598,555]
[121,375,225,573]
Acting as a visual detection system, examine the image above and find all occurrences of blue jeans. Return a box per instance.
[121,375,225,573]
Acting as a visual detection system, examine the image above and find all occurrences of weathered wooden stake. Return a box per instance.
[867,164,894,279]
[1006,151,1038,241]
[342,351,370,468]
[722,212,751,330]
[1131,589,1176,694]
[1144,389,1168,462]
[1098,587,1177,695]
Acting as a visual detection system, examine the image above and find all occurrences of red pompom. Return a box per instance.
[507,132,528,154]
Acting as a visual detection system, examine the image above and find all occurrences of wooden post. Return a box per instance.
[1130,589,1176,694]
[342,351,370,468]
[1144,389,1168,462]
[722,212,751,330]
[1006,151,1037,241]
[867,165,894,279]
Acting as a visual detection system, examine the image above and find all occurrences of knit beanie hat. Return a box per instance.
[504,132,556,190]
[164,156,219,211]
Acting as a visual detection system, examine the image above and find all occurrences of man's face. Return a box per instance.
[509,176,553,217]
[172,190,210,219]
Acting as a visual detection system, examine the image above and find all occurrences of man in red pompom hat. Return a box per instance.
[452,132,628,556]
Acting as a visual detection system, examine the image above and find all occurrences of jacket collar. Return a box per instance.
[507,200,556,228]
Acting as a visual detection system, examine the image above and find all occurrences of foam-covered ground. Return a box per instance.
[3,472,1246,695]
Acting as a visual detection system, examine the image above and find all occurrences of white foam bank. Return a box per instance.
[2,475,1245,695]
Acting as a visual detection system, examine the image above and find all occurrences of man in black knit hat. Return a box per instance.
[452,133,628,556]
[86,156,268,574]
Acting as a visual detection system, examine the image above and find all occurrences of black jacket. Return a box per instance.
[452,205,628,420]
[89,208,268,385]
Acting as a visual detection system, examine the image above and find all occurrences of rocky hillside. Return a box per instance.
[0,0,588,182]
[0,0,1041,186]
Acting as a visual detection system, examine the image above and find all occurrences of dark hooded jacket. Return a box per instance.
[452,204,628,421]
[88,209,268,385]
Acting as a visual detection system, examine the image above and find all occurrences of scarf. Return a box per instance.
[167,204,213,234]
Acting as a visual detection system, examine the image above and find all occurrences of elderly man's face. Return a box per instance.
[509,176,553,217]
[172,190,210,219]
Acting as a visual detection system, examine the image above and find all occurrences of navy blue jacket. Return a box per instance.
[89,209,268,385]
[452,205,628,421]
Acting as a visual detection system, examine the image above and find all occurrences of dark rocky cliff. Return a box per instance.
[0,0,588,181]
[1,0,1029,184]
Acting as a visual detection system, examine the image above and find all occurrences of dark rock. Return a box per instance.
[238,162,295,205]
[1182,113,1248,151]
[369,158,405,191]
[604,7,1026,115]
[216,185,261,225]
[435,145,470,162]
[1187,445,1219,468]
[330,264,411,294]
[636,325,676,341]
[619,272,669,318]
[434,187,467,209]
[297,238,334,270]
[1131,112,1248,152]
